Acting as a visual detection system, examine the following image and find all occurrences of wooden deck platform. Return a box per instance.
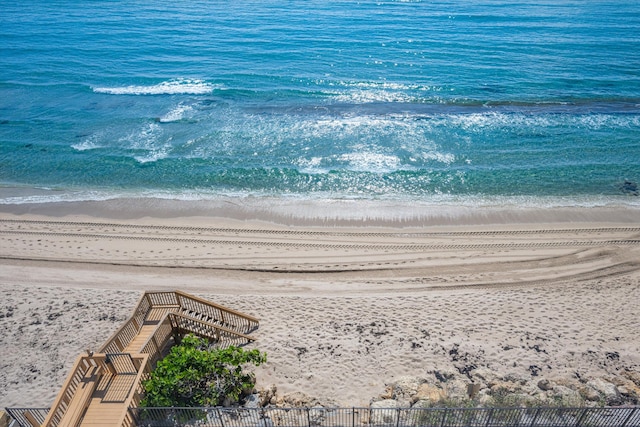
[36,291,259,427]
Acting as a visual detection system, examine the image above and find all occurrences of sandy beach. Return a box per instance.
[1,202,639,409]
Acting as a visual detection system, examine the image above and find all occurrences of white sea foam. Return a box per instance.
[93,79,217,95]
[339,151,402,173]
[119,123,162,150]
[134,150,169,164]
[445,112,640,131]
[326,80,442,104]
[297,157,328,174]
[419,151,456,164]
[71,133,102,151]
[327,80,438,92]
[116,122,172,163]
[159,104,195,123]
[331,89,414,104]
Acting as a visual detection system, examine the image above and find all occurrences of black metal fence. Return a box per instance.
[128,406,640,427]
[6,406,640,427]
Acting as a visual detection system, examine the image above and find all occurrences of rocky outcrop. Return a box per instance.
[248,369,639,410]
[371,371,639,409]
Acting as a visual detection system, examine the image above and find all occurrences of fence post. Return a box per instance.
[396,408,401,427]
[620,407,638,427]
[352,407,356,427]
[127,407,137,427]
[529,407,541,427]
[216,407,225,427]
[576,408,588,427]
[440,408,448,427]
[485,408,493,427]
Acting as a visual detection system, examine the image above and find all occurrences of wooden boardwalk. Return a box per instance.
[33,291,259,427]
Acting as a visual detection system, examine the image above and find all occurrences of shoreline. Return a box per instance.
[1,207,639,408]
[1,196,639,228]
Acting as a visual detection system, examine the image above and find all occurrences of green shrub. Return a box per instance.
[141,334,267,407]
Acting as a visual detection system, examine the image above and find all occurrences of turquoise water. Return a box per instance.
[1,0,640,209]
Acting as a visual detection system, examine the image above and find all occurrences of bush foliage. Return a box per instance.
[141,334,267,407]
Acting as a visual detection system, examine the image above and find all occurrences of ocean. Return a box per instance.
[1,0,640,219]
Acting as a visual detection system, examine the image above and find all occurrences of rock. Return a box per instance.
[472,367,499,388]
[617,386,639,404]
[624,371,640,387]
[609,376,640,399]
[521,381,543,397]
[531,391,550,405]
[277,391,315,407]
[370,400,399,425]
[259,384,277,407]
[411,399,433,409]
[587,378,622,405]
[391,376,423,399]
[475,389,494,406]
[381,376,425,406]
[503,372,529,386]
[537,378,555,391]
[578,385,602,402]
[443,378,470,401]
[244,393,262,408]
[620,180,639,195]
[380,385,394,400]
[553,377,580,388]
[490,381,520,395]
[371,399,399,408]
[551,385,583,406]
[412,383,446,404]
[0,411,11,427]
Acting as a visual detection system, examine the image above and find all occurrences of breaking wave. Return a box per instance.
[93,79,217,95]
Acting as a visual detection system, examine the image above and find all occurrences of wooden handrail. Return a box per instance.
[40,355,108,427]
[101,291,259,355]
[23,411,41,427]
[138,315,174,369]
[111,354,149,427]
[168,312,256,343]
[98,292,150,354]
[174,290,260,324]
[99,316,143,354]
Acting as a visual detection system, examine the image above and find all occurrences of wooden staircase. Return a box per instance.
[37,291,259,427]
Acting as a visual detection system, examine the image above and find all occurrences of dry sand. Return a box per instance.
[1,204,639,408]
